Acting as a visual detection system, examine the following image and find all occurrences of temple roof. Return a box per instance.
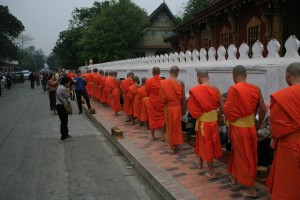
[147,2,177,24]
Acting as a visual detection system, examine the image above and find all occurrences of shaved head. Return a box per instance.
[152,67,160,75]
[127,72,134,78]
[141,77,147,85]
[112,71,117,76]
[133,76,140,84]
[170,65,179,75]
[93,68,98,73]
[233,65,247,77]
[98,69,104,75]
[197,69,209,78]
[286,62,300,77]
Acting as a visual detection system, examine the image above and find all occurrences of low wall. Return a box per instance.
[80,35,300,102]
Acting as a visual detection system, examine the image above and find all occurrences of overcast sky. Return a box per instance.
[1,0,187,56]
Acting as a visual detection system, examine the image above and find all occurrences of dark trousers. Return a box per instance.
[30,80,35,88]
[56,104,69,140]
[42,81,47,91]
[258,138,273,166]
[75,90,91,112]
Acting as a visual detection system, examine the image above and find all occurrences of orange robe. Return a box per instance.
[224,82,259,187]
[266,85,300,200]
[145,75,165,129]
[91,72,100,98]
[85,73,92,96]
[137,86,148,121]
[122,79,134,115]
[107,77,122,112]
[128,85,139,118]
[101,77,108,104]
[96,76,103,101]
[187,84,223,162]
[160,78,183,147]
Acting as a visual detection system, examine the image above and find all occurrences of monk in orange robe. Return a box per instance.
[146,67,166,140]
[128,76,140,124]
[187,70,223,178]
[104,72,113,106]
[107,71,122,115]
[266,62,300,200]
[121,72,134,122]
[84,70,92,96]
[137,78,148,127]
[96,70,104,102]
[101,72,109,106]
[91,68,100,99]
[160,66,186,153]
[224,65,266,197]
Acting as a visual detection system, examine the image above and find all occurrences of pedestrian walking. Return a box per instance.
[29,72,35,89]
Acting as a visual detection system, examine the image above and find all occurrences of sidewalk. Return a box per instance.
[83,99,269,200]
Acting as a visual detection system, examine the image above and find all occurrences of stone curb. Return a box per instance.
[82,105,198,200]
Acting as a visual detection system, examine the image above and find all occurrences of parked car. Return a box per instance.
[12,72,24,83]
[21,70,30,80]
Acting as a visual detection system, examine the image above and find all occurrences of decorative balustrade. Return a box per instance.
[80,35,300,102]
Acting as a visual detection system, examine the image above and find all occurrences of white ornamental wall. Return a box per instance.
[80,35,300,102]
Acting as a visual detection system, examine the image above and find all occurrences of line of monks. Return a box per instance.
[77,63,300,200]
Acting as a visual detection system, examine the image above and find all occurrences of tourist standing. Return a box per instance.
[73,70,91,114]
[56,76,73,141]
[48,74,58,115]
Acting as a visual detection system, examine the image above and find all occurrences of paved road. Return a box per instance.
[0,82,161,200]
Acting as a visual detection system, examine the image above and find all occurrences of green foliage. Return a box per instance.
[18,46,45,71]
[46,52,60,71]
[181,0,210,23]
[80,0,147,63]
[52,0,147,68]
[53,27,83,69]
[0,5,24,60]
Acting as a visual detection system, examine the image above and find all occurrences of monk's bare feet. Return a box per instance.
[205,171,217,179]
[227,174,237,185]
[174,145,181,152]
[166,148,175,154]
[195,159,203,169]
[151,136,156,141]
[125,119,130,122]
[114,112,119,116]
[240,189,258,198]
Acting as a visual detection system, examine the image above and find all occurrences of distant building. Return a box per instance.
[0,60,19,73]
[134,2,178,57]
[165,0,300,57]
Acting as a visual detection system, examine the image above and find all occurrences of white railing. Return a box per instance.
[80,35,300,102]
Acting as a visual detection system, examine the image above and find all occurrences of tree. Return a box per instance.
[18,46,45,71]
[0,5,24,61]
[53,27,84,69]
[15,33,35,50]
[181,0,210,23]
[80,0,147,63]
[46,52,60,71]
[53,0,147,68]
[52,1,110,69]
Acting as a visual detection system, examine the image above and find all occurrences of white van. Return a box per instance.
[21,70,30,80]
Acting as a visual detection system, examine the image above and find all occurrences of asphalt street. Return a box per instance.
[0,81,161,200]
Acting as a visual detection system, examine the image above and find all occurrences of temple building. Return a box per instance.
[165,0,300,57]
[134,2,178,57]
